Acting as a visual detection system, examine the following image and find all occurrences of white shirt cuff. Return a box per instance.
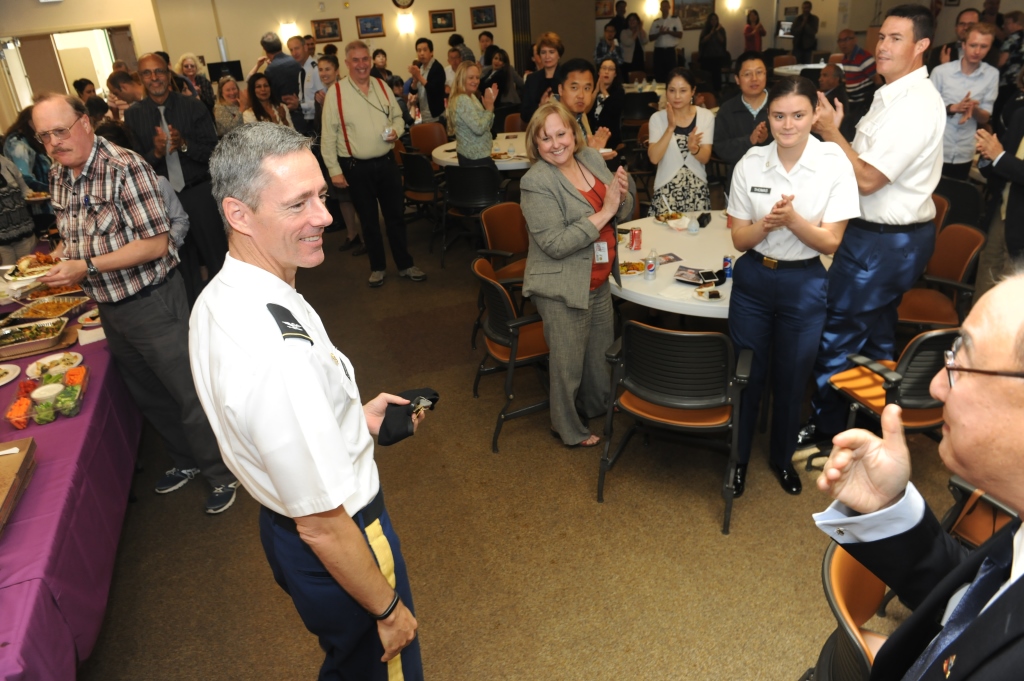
[994,151,1007,166]
[812,482,926,544]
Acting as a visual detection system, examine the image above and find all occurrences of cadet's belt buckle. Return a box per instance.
[762,256,778,270]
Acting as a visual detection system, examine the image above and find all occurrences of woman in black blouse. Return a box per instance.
[588,57,625,149]
[521,32,564,123]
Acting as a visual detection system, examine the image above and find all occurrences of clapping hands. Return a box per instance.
[762,194,797,232]
[687,129,703,155]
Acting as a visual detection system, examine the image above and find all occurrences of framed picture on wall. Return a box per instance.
[471,5,497,29]
[595,0,615,19]
[356,14,386,39]
[311,18,342,43]
[681,0,714,30]
[430,10,456,33]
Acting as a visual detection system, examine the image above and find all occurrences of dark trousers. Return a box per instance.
[942,161,972,181]
[342,154,414,272]
[177,179,228,304]
[98,270,233,487]
[699,55,725,92]
[729,253,828,467]
[653,48,677,84]
[259,494,423,681]
[457,153,498,171]
[810,220,935,433]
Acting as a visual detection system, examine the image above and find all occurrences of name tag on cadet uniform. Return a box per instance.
[750,186,771,194]
[594,241,609,264]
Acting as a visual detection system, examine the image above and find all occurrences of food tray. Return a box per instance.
[3,297,90,325]
[27,285,83,300]
[0,318,68,360]
[5,366,89,429]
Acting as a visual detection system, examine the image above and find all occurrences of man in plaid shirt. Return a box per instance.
[31,93,238,514]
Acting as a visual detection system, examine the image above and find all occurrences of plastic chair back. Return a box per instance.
[480,203,529,255]
[472,258,518,347]
[444,165,503,212]
[393,138,407,167]
[828,53,844,63]
[945,476,1018,549]
[926,223,985,283]
[935,177,983,229]
[774,55,797,68]
[932,193,949,232]
[504,113,526,133]
[620,321,734,410]
[893,328,959,410]
[622,92,659,123]
[699,91,718,109]
[409,122,447,157]
[400,152,439,195]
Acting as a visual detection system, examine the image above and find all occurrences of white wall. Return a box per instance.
[0,0,164,57]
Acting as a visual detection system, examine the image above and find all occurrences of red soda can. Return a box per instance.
[629,228,642,250]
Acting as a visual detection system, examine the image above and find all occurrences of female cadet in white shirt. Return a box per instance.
[726,76,859,498]
[647,68,715,215]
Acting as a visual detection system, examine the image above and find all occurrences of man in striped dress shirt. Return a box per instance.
[838,29,879,129]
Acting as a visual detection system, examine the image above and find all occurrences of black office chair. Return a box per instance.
[400,152,443,246]
[598,322,752,534]
[440,165,507,267]
[935,177,983,230]
[620,92,659,144]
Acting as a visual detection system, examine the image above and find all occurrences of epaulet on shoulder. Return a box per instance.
[266,303,313,345]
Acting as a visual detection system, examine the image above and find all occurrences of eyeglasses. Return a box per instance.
[944,335,1024,387]
[139,68,169,79]
[838,36,856,42]
[34,115,84,144]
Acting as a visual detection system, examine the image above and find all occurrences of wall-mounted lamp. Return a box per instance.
[725,0,741,11]
[397,13,416,35]
[643,0,660,19]
[278,22,299,39]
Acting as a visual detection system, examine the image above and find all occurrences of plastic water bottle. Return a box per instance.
[644,248,658,281]
[493,141,501,155]
[507,141,516,157]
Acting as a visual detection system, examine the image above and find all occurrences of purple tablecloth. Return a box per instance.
[0,337,143,680]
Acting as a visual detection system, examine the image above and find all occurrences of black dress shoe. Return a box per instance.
[339,235,362,252]
[795,421,836,448]
[769,463,802,495]
[732,463,747,498]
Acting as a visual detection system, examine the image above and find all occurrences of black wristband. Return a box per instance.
[372,591,399,620]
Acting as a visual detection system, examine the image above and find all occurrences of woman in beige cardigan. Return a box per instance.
[521,101,634,447]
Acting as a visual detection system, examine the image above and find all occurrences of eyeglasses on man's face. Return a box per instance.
[140,67,169,79]
[944,335,1024,387]
[34,115,84,144]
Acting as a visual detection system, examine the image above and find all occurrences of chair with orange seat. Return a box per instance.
[598,321,752,534]
[805,328,958,471]
[897,224,986,330]
[504,113,526,133]
[472,203,530,348]
[810,542,889,681]
[931,193,949,234]
[828,53,844,64]
[471,258,550,453]
[409,122,448,170]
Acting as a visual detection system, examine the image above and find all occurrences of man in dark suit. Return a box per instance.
[818,63,854,141]
[814,273,1024,681]
[975,108,1024,296]
[258,32,303,130]
[408,38,446,124]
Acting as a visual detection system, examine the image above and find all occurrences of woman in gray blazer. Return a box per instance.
[521,101,634,447]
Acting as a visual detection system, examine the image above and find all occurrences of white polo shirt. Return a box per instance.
[853,66,944,225]
[728,136,860,261]
[650,16,683,49]
[189,254,380,518]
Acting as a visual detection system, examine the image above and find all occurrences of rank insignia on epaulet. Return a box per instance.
[266,303,313,345]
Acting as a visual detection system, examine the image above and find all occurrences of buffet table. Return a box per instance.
[0,332,143,680]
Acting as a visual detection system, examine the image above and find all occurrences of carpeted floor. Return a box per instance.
[78,210,953,681]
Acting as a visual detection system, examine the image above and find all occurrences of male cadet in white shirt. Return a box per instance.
[813,272,1024,680]
[931,22,999,180]
[286,35,324,136]
[650,0,683,83]
[190,123,425,680]
[801,4,945,448]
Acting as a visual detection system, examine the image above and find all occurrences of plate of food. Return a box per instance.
[78,309,101,326]
[0,364,20,387]
[490,152,511,160]
[692,282,728,302]
[619,261,645,276]
[27,284,84,300]
[4,254,58,282]
[27,351,83,379]
[24,191,50,203]
[653,211,683,225]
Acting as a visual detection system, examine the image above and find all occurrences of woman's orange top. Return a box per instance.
[579,181,615,291]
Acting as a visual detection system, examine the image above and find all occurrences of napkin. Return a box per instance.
[77,326,107,345]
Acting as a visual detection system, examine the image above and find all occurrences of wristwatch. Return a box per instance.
[180,141,189,153]
[84,256,99,276]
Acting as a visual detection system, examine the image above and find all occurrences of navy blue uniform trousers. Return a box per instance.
[809,220,935,433]
[258,493,423,681]
[729,252,828,467]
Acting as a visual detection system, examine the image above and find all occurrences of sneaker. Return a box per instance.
[398,266,427,282]
[205,481,240,514]
[155,467,200,494]
[368,270,386,287]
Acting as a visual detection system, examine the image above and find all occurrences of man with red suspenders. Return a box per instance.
[322,41,426,288]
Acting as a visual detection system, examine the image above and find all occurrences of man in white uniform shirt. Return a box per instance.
[287,35,324,137]
[190,123,425,680]
[931,22,999,180]
[650,0,683,83]
[813,271,1024,680]
[801,4,945,448]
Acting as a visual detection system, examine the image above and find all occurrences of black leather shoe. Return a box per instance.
[338,235,362,251]
[770,463,802,495]
[796,421,835,448]
[732,463,747,498]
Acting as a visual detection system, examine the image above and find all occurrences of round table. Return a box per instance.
[431,132,531,171]
[773,62,843,77]
[611,212,741,319]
